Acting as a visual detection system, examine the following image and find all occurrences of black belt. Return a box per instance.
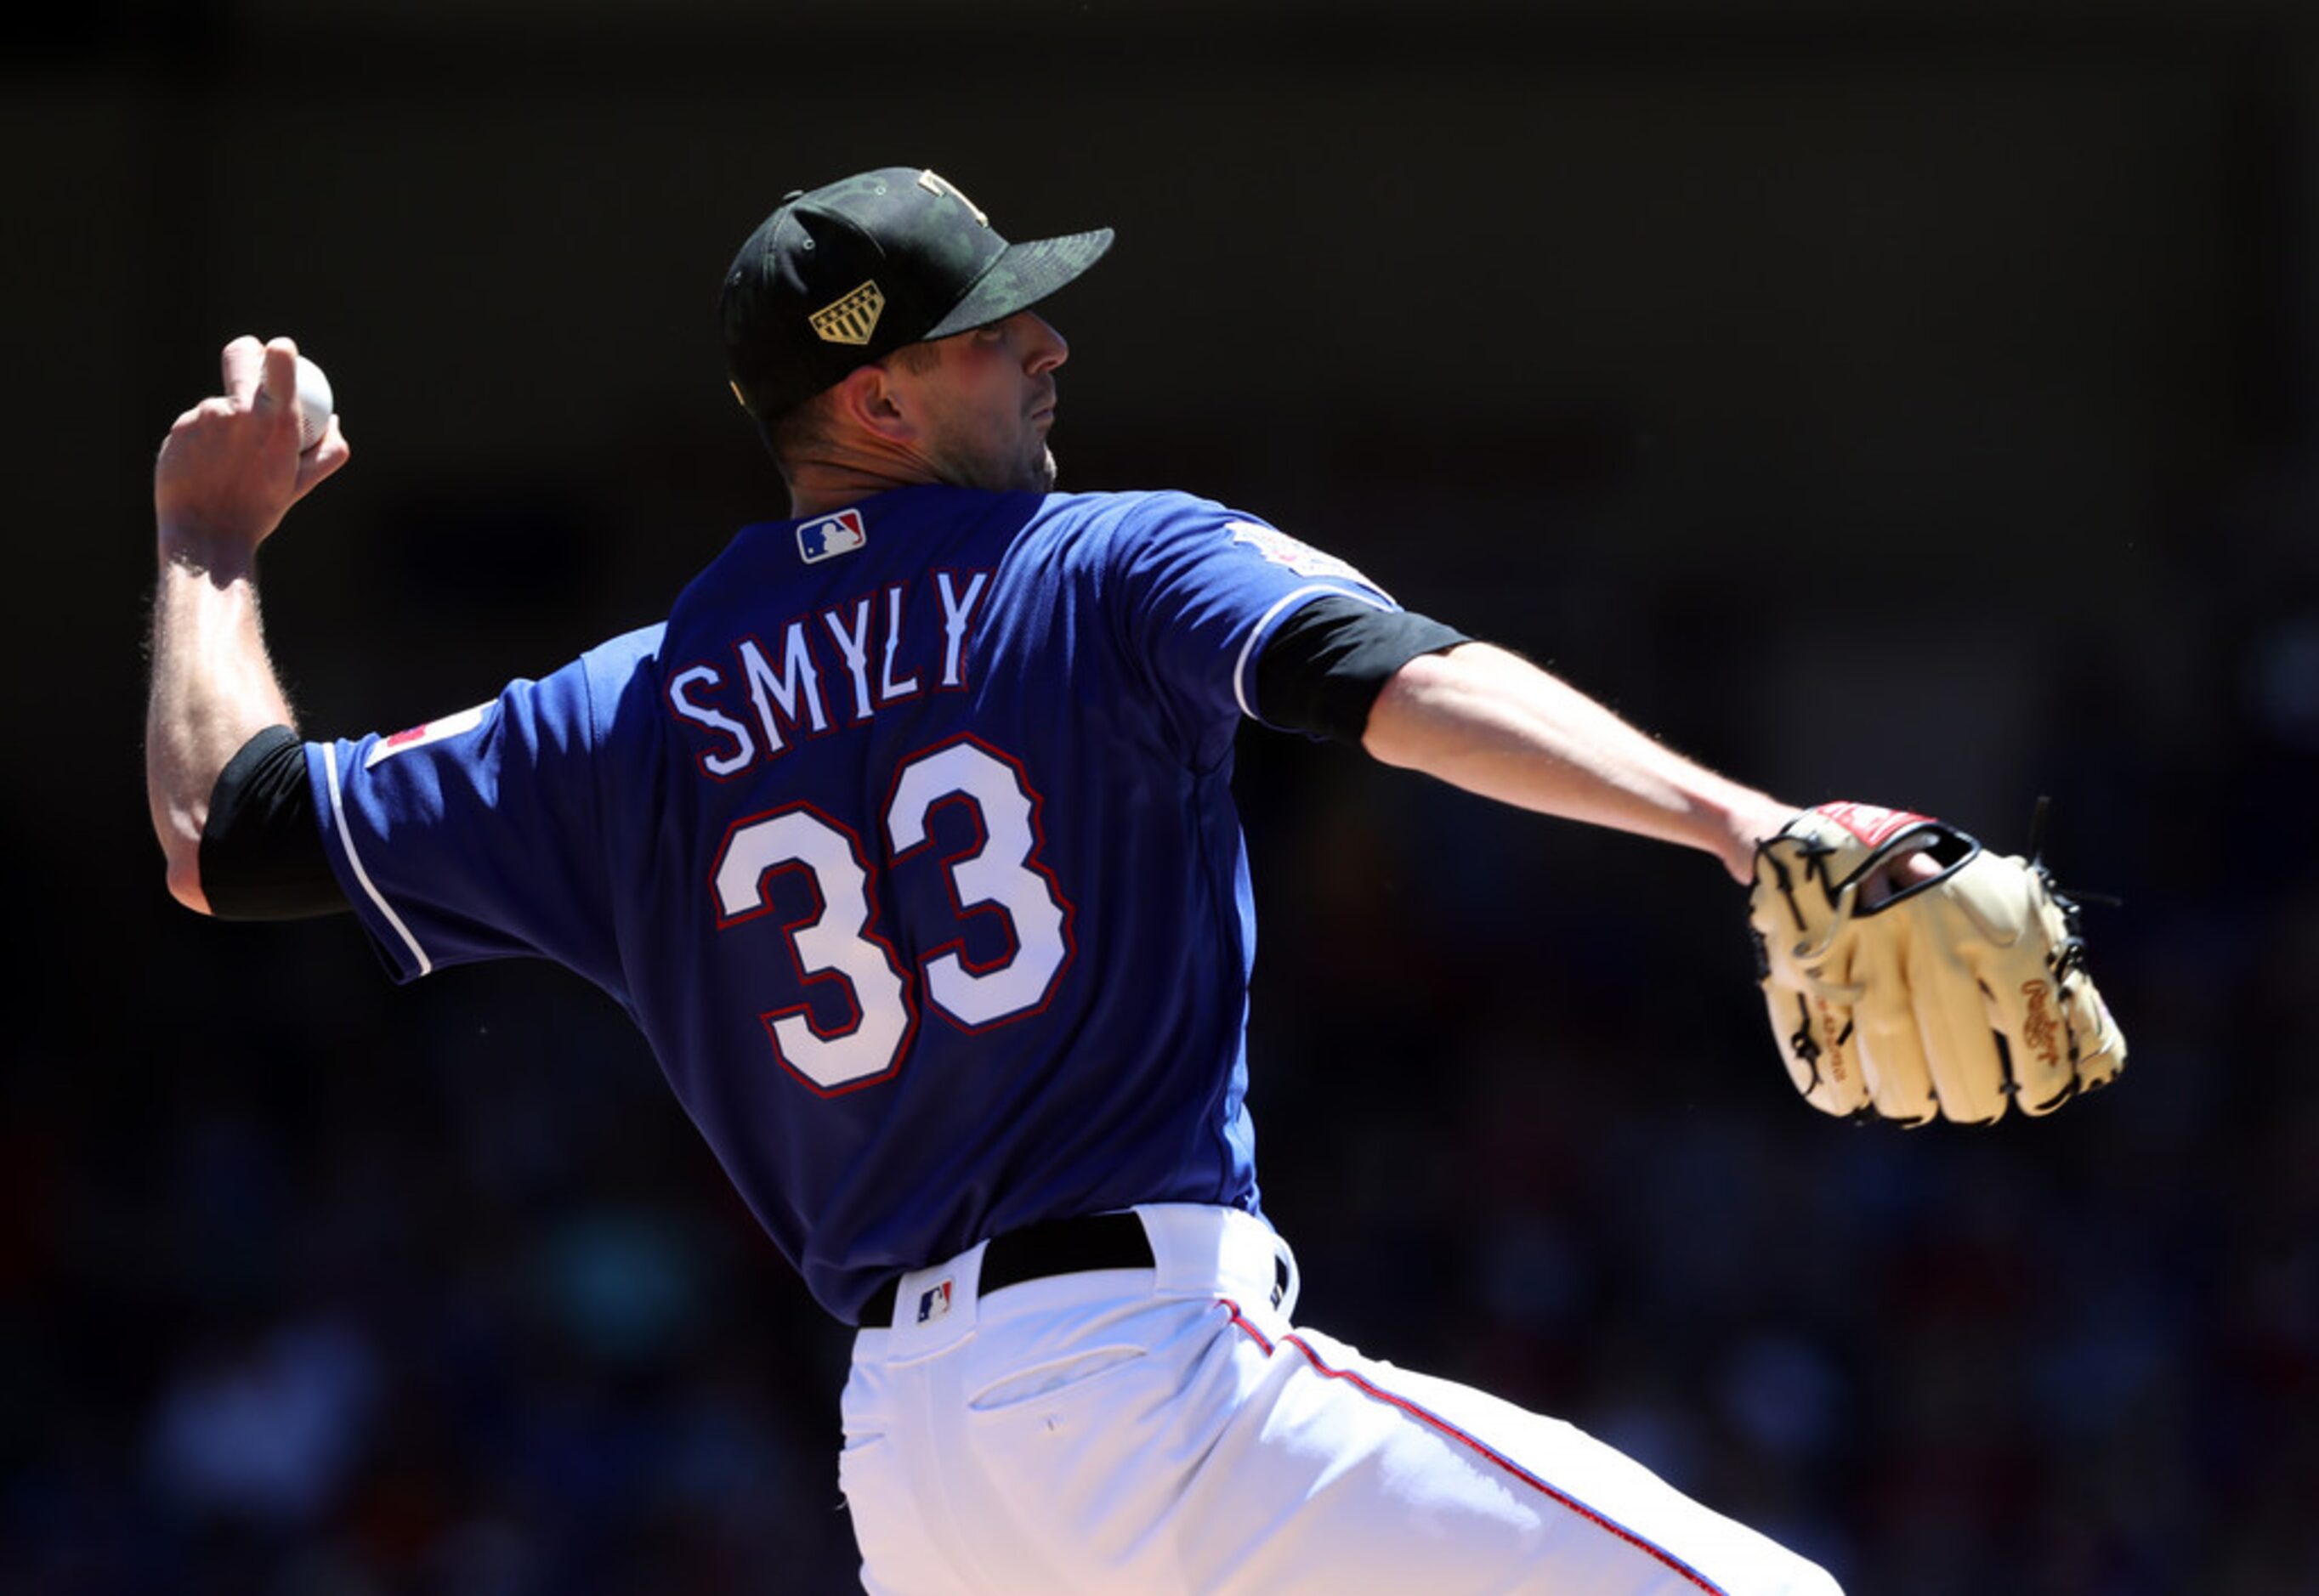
[858,1211,1155,1328]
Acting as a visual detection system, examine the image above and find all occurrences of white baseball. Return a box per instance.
[294,354,334,454]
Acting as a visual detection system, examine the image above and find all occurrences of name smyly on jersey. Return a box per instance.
[662,569,992,778]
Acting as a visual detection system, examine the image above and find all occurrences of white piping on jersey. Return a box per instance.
[1231,584,1393,723]
[325,749,434,977]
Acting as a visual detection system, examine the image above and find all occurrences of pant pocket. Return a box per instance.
[965,1345,1148,1412]
[836,1429,893,1504]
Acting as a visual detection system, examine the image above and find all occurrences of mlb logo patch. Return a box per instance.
[916,1280,953,1324]
[798,508,868,564]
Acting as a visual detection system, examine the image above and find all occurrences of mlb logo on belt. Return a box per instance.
[916,1279,953,1324]
[799,509,868,564]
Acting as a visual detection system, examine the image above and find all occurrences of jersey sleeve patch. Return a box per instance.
[306,642,645,991]
[1225,521,1392,598]
[365,703,491,768]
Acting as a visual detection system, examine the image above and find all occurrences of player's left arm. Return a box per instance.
[146,336,350,914]
[1116,505,1788,879]
[1360,641,1795,883]
[1344,628,2126,1120]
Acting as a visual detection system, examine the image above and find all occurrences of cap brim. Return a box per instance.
[921,228,1115,340]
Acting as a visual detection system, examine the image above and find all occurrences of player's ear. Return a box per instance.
[828,365,916,445]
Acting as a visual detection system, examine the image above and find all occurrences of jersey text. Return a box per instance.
[666,570,993,778]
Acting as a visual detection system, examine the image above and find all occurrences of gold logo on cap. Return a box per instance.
[810,280,886,346]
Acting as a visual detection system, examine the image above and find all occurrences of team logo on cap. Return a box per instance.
[798,508,868,563]
[916,169,989,226]
[811,280,886,346]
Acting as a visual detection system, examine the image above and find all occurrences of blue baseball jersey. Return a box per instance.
[305,485,1395,1322]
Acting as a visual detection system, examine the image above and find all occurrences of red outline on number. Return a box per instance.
[708,801,918,1099]
[905,790,1022,979]
[884,733,1078,1035]
[1212,1300,1730,1594]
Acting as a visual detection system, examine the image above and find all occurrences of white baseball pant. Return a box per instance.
[839,1204,1842,1595]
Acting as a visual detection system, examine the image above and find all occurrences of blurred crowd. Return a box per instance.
[8,477,2316,1595]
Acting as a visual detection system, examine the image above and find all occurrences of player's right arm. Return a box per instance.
[146,336,349,914]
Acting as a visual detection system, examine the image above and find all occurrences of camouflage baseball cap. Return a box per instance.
[720,167,1114,419]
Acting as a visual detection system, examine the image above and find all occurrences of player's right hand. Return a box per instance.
[155,335,349,561]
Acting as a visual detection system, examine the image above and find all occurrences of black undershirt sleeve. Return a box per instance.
[196,724,351,920]
[1253,595,1470,745]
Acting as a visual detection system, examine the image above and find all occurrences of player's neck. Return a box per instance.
[785,466,926,519]
[785,444,948,520]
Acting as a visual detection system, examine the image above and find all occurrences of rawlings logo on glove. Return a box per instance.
[1746,801,2126,1125]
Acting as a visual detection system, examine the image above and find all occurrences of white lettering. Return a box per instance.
[880,584,922,702]
[738,625,828,756]
[822,597,876,722]
[934,570,990,690]
[668,665,755,777]
[678,572,1000,780]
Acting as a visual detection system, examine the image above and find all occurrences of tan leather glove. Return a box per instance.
[1748,802,2126,1124]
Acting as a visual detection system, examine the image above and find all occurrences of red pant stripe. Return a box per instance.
[1216,1299,1728,1596]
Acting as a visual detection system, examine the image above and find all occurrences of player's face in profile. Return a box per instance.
[894,311,1070,493]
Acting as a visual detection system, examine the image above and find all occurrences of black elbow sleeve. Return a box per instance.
[196,726,350,920]
[1254,597,1470,744]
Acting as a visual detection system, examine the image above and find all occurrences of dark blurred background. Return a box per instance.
[9,2,2319,1591]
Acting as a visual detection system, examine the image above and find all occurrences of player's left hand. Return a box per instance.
[1745,801,2126,1124]
[155,335,349,560]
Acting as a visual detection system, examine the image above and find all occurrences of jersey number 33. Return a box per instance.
[709,736,1073,1094]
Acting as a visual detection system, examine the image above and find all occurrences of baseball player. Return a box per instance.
[146,167,2120,1593]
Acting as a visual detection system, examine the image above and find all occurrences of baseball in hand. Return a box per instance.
[294,354,334,454]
